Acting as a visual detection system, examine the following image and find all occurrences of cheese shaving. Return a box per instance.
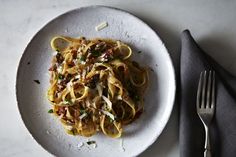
[102,96,112,109]
[52,51,58,56]
[82,69,86,79]
[120,139,125,152]
[77,142,84,149]
[102,110,115,121]
[57,65,63,73]
[95,22,108,31]
[79,113,87,120]
[85,99,91,107]
[75,74,81,79]
[65,108,73,119]
[117,95,122,100]
[66,81,73,90]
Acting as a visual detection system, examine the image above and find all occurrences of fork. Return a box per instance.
[196,70,216,157]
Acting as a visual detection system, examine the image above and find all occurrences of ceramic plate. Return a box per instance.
[16,6,175,157]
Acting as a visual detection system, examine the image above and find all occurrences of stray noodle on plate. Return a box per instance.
[47,36,148,138]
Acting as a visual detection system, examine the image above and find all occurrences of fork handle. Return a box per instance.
[204,126,211,157]
[204,149,211,157]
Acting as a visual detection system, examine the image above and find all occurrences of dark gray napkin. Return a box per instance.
[180,30,236,157]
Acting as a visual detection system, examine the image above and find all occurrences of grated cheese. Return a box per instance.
[95,22,108,31]
[66,81,73,90]
[117,95,122,100]
[93,143,97,148]
[80,61,86,65]
[79,113,87,120]
[85,99,91,107]
[120,139,125,152]
[52,51,58,56]
[82,69,86,79]
[102,110,115,121]
[57,65,63,73]
[77,142,84,149]
[75,74,81,79]
[102,96,112,109]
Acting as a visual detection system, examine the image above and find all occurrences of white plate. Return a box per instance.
[16,6,175,157]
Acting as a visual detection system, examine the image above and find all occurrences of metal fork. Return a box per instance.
[196,70,216,157]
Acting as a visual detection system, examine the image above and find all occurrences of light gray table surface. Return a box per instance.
[1,0,236,157]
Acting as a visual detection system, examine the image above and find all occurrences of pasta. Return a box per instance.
[47,36,148,138]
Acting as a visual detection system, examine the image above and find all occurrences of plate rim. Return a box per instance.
[15,5,176,157]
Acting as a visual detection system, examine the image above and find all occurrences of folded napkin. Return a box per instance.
[180,30,236,157]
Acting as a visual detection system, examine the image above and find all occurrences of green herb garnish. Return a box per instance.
[91,50,101,57]
[58,74,64,80]
[109,117,114,123]
[65,98,73,105]
[87,141,96,145]
[134,95,140,101]
[80,109,86,114]
[48,109,53,113]
[127,80,132,89]
[80,55,86,62]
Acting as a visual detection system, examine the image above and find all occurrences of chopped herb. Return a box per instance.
[80,109,86,114]
[48,109,54,113]
[67,74,72,80]
[34,80,40,84]
[56,53,63,64]
[137,51,142,54]
[27,61,30,65]
[87,141,96,145]
[113,56,121,60]
[91,50,101,57]
[80,55,86,62]
[58,74,64,80]
[132,61,140,68]
[134,95,140,102]
[65,98,72,104]
[102,87,108,97]
[65,98,70,101]
[127,81,132,88]
[109,117,114,123]
[56,49,60,52]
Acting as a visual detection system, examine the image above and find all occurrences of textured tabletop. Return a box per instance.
[1,0,236,157]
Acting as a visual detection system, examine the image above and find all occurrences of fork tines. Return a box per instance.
[197,70,215,109]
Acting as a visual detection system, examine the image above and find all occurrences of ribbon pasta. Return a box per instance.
[47,36,148,138]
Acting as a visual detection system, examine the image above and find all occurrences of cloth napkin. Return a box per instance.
[180,30,236,157]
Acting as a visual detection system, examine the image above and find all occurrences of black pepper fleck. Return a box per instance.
[150,67,154,72]
[27,62,30,65]
[34,80,40,84]
[87,141,96,145]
